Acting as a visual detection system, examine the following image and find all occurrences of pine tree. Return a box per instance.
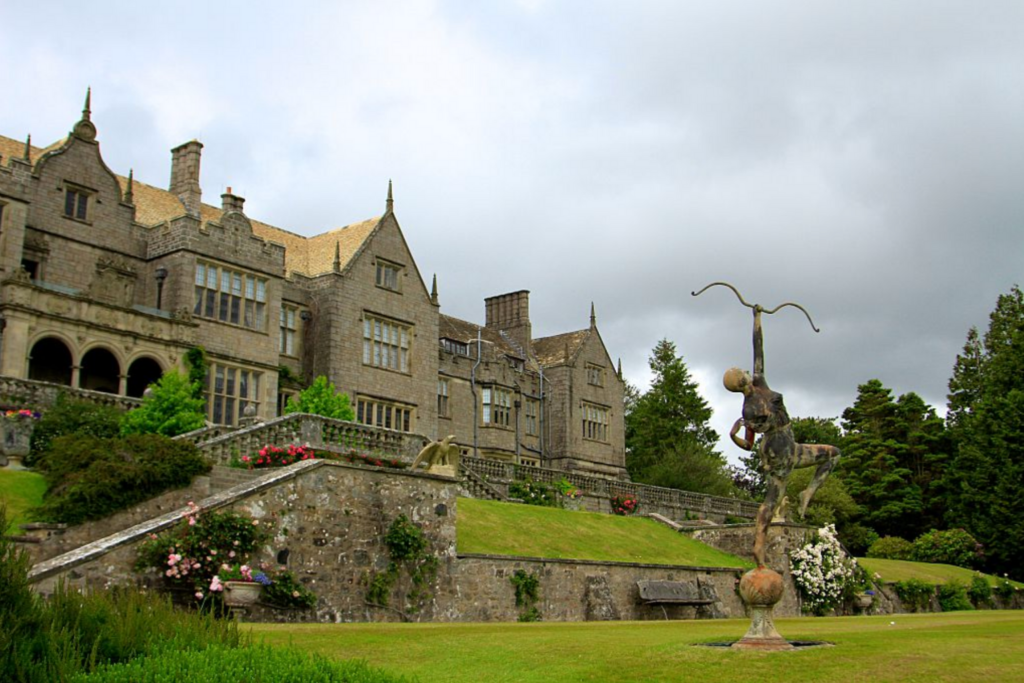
[625,339,733,495]
[838,380,948,540]
[945,286,1024,579]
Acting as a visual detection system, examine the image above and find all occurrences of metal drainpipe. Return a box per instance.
[538,365,546,462]
[514,397,521,459]
[470,331,482,458]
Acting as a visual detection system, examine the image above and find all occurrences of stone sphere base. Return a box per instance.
[733,566,793,651]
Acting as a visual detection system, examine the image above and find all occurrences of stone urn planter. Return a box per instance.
[223,581,262,607]
[855,592,874,611]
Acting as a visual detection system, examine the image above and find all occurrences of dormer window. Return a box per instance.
[64,186,90,221]
[441,338,470,357]
[375,259,402,291]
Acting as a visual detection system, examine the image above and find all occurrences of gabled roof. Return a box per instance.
[532,329,590,367]
[439,314,522,358]
[1,133,380,279]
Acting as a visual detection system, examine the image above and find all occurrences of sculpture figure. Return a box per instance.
[693,282,840,567]
[412,434,459,473]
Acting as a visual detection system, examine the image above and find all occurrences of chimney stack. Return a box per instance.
[169,140,203,217]
[485,290,532,357]
[221,186,245,214]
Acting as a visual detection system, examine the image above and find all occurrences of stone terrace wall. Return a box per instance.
[444,555,753,622]
[28,459,773,622]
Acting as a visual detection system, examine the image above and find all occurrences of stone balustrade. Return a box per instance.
[0,375,142,412]
[182,413,429,465]
[460,456,760,520]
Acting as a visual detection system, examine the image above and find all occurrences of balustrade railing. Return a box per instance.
[0,375,142,412]
[183,413,429,466]
[460,455,760,519]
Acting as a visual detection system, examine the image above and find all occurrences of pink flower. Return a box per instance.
[210,576,223,592]
[195,592,204,600]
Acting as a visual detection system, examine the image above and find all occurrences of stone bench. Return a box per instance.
[637,580,719,619]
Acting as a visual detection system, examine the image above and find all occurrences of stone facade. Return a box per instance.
[0,94,626,478]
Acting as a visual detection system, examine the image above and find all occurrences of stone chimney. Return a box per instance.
[485,290,532,357]
[169,140,203,217]
[221,187,245,214]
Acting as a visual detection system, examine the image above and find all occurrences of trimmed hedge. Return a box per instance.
[867,536,915,561]
[34,434,210,525]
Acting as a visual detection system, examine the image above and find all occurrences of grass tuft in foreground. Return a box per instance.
[456,497,750,568]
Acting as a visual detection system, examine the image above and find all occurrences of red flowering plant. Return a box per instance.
[611,494,639,516]
[4,408,41,421]
[134,501,272,602]
[338,450,408,470]
[242,443,317,469]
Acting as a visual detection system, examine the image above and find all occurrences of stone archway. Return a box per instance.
[27,337,73,386]
[79,347,121,394]
[126,357,163,398]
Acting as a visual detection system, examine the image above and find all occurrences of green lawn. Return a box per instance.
[0,467,46,532]
[859,558,1024,587]
[456,497,750,568]
[252,612,1024,683]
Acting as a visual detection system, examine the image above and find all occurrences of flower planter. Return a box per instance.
[4,454,25,470]
[223,581,262,607]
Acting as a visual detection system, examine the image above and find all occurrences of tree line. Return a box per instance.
[625,285,1024,580]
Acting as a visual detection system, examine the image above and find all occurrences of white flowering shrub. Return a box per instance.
[790,524,857,615]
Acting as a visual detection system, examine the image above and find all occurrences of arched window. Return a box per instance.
[79,347,121,394]
[126,357,163,398]
[28,337,73,386]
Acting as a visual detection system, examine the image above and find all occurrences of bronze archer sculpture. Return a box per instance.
[693,282,840,568]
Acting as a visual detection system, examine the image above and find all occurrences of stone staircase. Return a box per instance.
[459,466,508,502]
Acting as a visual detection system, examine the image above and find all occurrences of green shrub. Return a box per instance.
[262,570,318,610]
[893,578,934,612]
[912,528,984,568]
[365,515,438,616]
[120,371,207,437]
[967,574,993,608]
[995,577,1021,602]
[936,580,974,612]
[70,643,410,682]
[28,396,123,468]
[508,478,560,508]
[285,376,355,421]
[510,569,541,622]
[867,536,915,561]
[34,434,210,525]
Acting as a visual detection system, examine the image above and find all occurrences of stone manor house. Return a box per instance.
[0,94,627,479]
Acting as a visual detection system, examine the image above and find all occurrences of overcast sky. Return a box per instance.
[3,1,1022,463]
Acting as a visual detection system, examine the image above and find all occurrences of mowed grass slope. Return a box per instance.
[456,498,750,568]
[859,557,1024,587]
[0,467,46,532]
[253,612,1024,683]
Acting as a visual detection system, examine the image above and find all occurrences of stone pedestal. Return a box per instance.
[733,566,793,651]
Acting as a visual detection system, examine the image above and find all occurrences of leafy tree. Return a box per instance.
[285,375,355,421]
[120,371,207,437]
[625,339,734,495]
[944,285,1024,579]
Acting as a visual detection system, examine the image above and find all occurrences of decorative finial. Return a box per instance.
[617,358,623,379]
[333,241,341,272]
[83,87,92,122]
[386,179,394,213]
[590,302,596,328]
[23,134,31,161]
[124,168,135,204]
[431,273,439,305]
